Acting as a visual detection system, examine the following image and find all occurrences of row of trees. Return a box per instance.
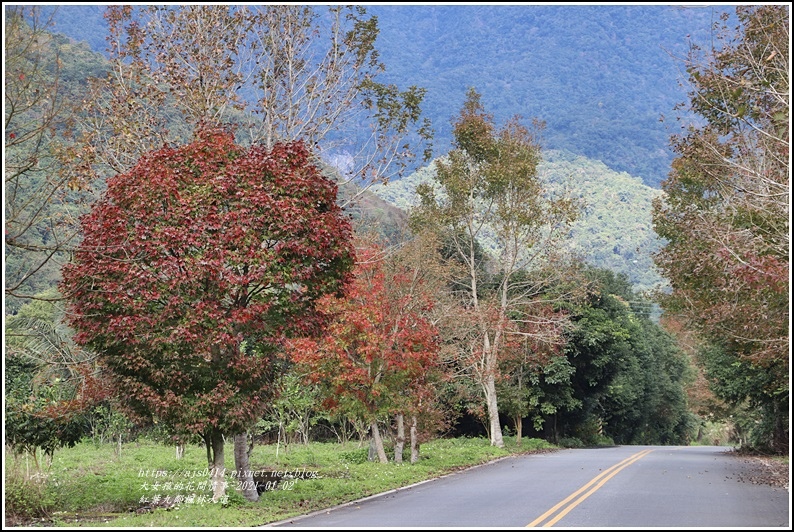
[652,5,789,453]
[53,86,696,504]
[6,4,431,503]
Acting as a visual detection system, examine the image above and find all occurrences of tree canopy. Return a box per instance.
[652,5,789,453]
[60,129,354,496]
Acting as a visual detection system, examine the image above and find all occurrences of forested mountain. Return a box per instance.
[371,150,665,293]
[371,4,726,187]
[37,4,728,187]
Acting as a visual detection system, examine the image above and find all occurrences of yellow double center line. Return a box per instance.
[526,449,654,527]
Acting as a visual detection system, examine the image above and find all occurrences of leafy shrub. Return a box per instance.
[4,473,53,523]
[339,448,369,464]
[557,437,584,448]
[221,488,247,508]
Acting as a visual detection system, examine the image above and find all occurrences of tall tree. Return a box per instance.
[4,6,104,310]
[496,306,567,444]
[74,5,432,204]
[61,129,354,500]
[387,231,455,463]
[652,5,789,452]
[411,88,581,447]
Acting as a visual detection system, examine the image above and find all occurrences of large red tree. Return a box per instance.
[61,128,354,499]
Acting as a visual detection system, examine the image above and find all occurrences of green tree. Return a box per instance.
[411,88,580,447]
[258,370,324,450]
[5,293,107,469]
[555,276,631,444]
[544,267,695,446]
[652,5,788,452]
[601,319,696,445]
[497,332,571,444]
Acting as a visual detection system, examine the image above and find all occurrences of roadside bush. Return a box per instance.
[339,448,369,464]
[4,468,54,524]
[557,437,584,448]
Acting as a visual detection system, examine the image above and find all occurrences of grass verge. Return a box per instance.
[5,436,557,527]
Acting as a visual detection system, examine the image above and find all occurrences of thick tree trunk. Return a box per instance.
[484,373,504,448]
[233,432,259,502]
[370,421,388,463]
[394,413,405,463]
[410,415,420,464]
[209,429,227,502]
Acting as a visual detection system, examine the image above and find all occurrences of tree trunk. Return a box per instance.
[209,429,227,502]
[370,421,388,463]
[514,415,522,445]
[368,438,377,461]
[176,443,185,460]
[410,414,420,464]
[394,413,405,463]
[204,433,212,466]
[484,373,504,448]
[233,432,259,502]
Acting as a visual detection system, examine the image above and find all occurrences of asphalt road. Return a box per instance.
[269,445,790,528]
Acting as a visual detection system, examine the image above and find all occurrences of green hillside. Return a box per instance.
[371,150,666,293]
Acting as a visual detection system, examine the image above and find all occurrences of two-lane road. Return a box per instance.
[270,446,790,528]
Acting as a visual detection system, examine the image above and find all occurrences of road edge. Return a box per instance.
[259,453,531,527]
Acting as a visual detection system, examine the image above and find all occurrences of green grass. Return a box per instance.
[5,436,557,527]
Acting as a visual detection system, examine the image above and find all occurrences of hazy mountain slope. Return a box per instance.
[12,6,674,296]
[371,150,666,293]
[369,4,724,188]
[37,4,728,188]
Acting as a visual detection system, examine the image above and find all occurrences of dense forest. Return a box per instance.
[4,4,788,521]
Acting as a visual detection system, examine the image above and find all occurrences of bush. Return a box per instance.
[221,488,247,508]
[557,437,584,449]
[4,473,53,523]
[339,448,369,464]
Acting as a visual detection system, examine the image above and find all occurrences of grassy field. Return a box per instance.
[5,436,558,527]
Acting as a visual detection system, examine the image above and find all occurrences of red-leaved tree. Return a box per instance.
[61,128,354,500]
[288,242,443,463]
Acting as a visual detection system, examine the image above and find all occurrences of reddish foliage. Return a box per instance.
[61,128,354,436]
[287,243,444,423]
[33,366,113,421]
[654,5,788,377]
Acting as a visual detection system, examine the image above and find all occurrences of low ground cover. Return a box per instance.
[5,436,557,527]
